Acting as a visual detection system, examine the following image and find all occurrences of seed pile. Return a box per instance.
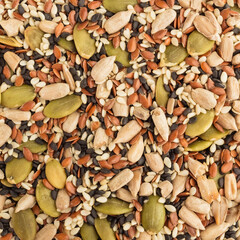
[0,0,239,239]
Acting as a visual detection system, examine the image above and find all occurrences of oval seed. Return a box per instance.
[58,38,76,52]
[80,223,98,240]
[73,25,96,59]
[105,42,131,67]
[18,140,47,153]
[95,218,116,240]
[103,0,137,13]
[185,140,213,152]
[1,85,36,109]
[24,26,44,50]
[160,44,188,67]
[12,209,37,240]
[94,198,133,215]
[187,30,215,56]
[185,110,214,138]
[43,94,82,119]
[141,195,166,234]
[200,125,229,141]
[36,180,60,218]
[5,158,32,184]
[45,158,67,189]
[155,76,169,107]
[0,35,23,47]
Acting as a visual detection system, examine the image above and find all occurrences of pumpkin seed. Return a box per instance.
[185,110,214,138]
[187,30,215,56]
[45,158,66,189]
[58,38,76,52]
[105,42,131,67]
[36,180,60,217]
[160,44,188,67]
[209,167,222,189]
[43,94,82,119]
[12,209,37,240]
[155,76,169,107]
[18,141,47,153]
[185,140,213,152]
[80,223,98,240]
[73,25,96,59]
[94,198,133,215]
[200,125,229,141]
[103,0,137,13]
[141,195,166,235]
[0,35,22,47]
[95,218,116,240]
[1,179,13,187]
[24,26,44,50]
[231,5,240,13]
[6,158,32,185]
[1,85,36,108]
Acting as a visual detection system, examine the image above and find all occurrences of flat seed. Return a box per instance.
[200,125,229,141]
[24,26,44,50]
[95,218,116,240]
[1,85,36,108]
[73,25,96,59]
[5,158,32,184]
[80,223,98,240]
[58,38,76,52]
[105,42,131,67]
[94,198,133,215]
[0,123,12,147]
[141,195,166,234]
[43,95,82,119]
[155,76,169,107]
[45,158,67,189]
[103,0,137,13]
[36,180,60,218]
[185,140,213,152]
[0,35,22,47]
[35,224,57,240]
[185,110,214,137]
[18,140,47,153]
[12,209,37,240]
[187,30,215,56]
[160,44,188,67]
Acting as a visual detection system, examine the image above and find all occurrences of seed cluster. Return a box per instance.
[0,0,240,240]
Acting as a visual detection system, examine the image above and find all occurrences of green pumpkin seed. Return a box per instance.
[36,180,60,217]
[187,30,215,56]
[94,198,133,215]
[73,25,96,59]
[0,35,22,47]
[6,158,32,185]
[1,179,13,187]
[105,42,131,67]
[18,140,47,153]
[200,125,229,141]
[185,110,214,138]
[103,0,137,13]
[12,209,37,240]
[95,218,116,240]
[209,167,222,189]
[24,26,44,50]
[155,76,169,107]
[1,85,36,108]
[185,140,213,152]
[43,94,82,119]
[141,195,166,235]
[231,5,240,13]
[45,158,66,189]
[160,44,188,67]
[58,38,76,52]
[80,223,98,240]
